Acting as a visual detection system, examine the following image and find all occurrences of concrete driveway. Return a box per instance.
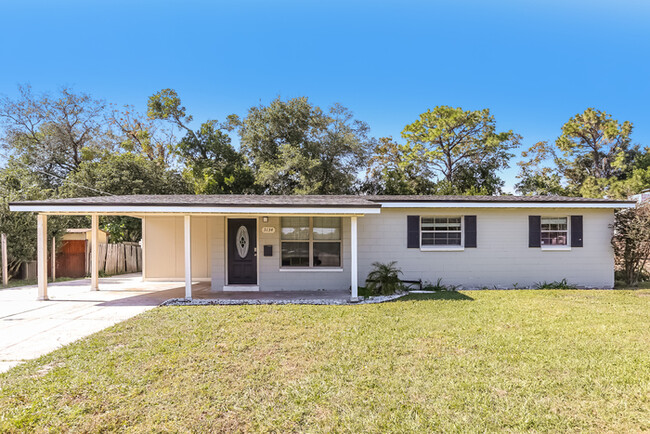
[0,274,185,373]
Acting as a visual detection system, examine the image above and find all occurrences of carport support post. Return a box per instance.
[184,215,192,299]
[91,214,99,291]
[2,233,8,287]
[51,236,56,282]
[37,214,48,300]
[351,216,358,301]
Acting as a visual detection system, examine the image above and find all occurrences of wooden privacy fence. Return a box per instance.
[86,242,142,275]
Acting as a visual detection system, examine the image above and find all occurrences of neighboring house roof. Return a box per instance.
[65,228,108,234]
[628,189,650,203]
[9,194,636,213]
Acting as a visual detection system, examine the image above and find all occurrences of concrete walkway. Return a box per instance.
[0,274,184,373]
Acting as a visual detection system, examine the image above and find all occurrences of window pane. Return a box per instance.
[281,217,309,240]
[541,232,567,246]
[313,217,341,240]
[422,217,461,231]
[313,242,341,267]
[281,242,309,266]
[421,231,461,246]
[541,217,567,231]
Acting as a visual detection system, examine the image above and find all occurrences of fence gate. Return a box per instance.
[54,240,87,278]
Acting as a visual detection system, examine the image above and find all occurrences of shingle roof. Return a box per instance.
[10,194,635,209]
[12,194,381,208]
[366,195,634,204]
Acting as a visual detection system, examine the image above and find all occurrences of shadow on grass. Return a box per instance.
[397,291,474,302]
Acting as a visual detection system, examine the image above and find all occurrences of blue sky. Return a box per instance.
[1,0,649,192]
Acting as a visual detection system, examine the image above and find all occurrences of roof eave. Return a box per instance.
[9,203,382,215]
[378,201,636,209]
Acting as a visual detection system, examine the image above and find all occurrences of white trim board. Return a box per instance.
[378,202,635,209]
[9,204,381,214]
[143,277,211,282]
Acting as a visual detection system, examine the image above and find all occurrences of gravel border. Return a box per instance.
[160,292,408,306]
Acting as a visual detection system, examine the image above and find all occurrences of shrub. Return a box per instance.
[365,261,403,295]
[534,279,576,290]
[611,203,650,285]
[422,278,458,291]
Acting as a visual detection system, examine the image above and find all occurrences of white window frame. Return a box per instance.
[540,216,571,251]
[280,217,343,269]
[420,216,464,252]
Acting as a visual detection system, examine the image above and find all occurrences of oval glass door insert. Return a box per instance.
[236,225,250,258]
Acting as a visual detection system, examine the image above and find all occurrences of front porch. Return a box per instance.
[13,195,382,302]
[183,282,351,303]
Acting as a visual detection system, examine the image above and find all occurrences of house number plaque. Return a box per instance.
[261,226,275,234]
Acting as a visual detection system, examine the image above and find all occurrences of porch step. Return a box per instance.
[223,285,260,292]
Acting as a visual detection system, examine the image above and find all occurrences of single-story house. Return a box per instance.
[10,194,635,300]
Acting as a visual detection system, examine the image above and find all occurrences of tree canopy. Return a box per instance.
[176,121,256,194]
[516,108,641,198]
[238,97,370,194]
[0,85,114,187]
[400,106,520,195]
[2,85,650,274]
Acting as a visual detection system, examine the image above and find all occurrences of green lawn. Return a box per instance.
[1,290,649,432]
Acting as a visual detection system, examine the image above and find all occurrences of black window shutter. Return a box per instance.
[571,215,583,247]
[464,215,477,248]
[529,216,541,248]
[407,215,420,248]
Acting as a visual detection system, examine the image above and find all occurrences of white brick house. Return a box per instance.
[10,195,634,300]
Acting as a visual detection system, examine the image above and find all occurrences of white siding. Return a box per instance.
[146,207,616,290]
[357,207,615,289]
[143,216,214,281]
[256,216,351,291]
[211,217,226,290]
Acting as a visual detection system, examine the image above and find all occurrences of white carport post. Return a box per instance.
[351,216,358,301]
[37,214,48,300]
[184,215,192,299]
[91,214,99,291]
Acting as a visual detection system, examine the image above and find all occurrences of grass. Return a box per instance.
[1,290,649,432]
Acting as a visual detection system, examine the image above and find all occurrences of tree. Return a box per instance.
[438,153,508,195]
[515,141,570,196]
[60,153,191,241]
[401,106,519,194]
[362,137,436,194]
[0,85,113,187]
[611,203,650,285]
[177,121,256,194]
[557,108,634,181]
[146,88,193,135]
[238,97,370,194]
[109,104,177,166]
[0,160,74,278]
[516,109,639,197]
[146,88,255,194]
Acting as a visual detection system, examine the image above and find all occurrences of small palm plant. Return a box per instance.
[365,261,403,295]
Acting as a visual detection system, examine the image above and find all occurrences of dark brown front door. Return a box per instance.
[228,219,257,284]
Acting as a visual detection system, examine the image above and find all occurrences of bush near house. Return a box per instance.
[612,203,650,285]
[364,261,404,295]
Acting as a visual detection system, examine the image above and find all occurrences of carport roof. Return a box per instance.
[12,194,380,208]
